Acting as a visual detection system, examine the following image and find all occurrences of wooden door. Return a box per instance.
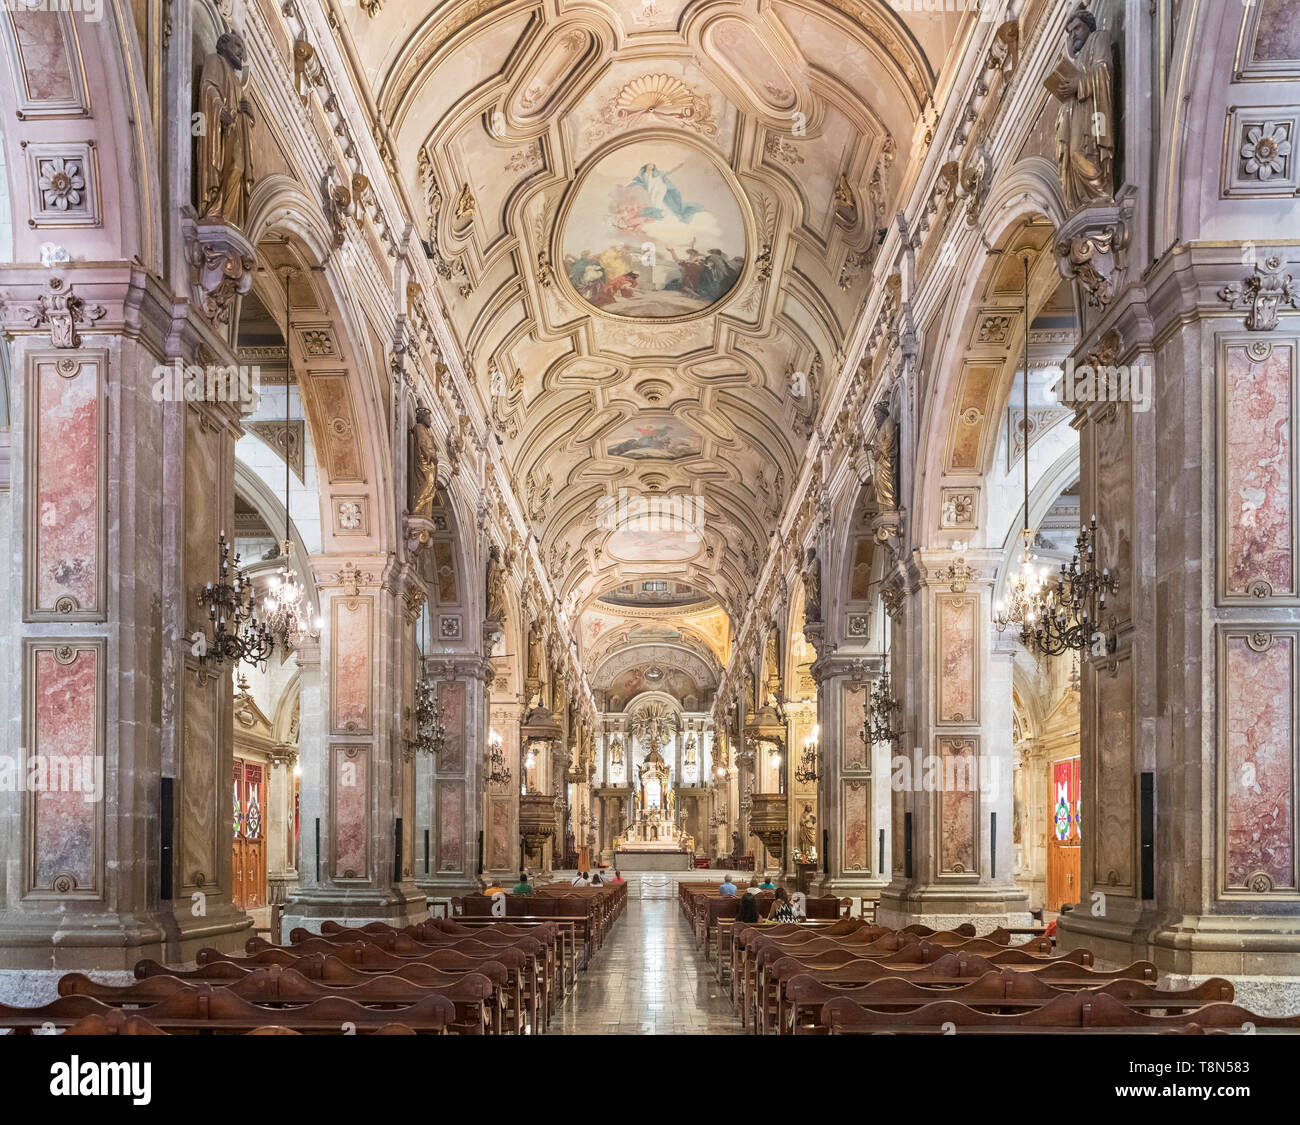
[1047,757,1081,912]
[231,760,268,910]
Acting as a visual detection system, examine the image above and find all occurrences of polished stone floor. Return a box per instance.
[552,899,744,1035]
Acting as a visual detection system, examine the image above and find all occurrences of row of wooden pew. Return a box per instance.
[676,880,853,964]
[0,881,626,1036]
[724,915,1300,1035]
[452,880,626,966]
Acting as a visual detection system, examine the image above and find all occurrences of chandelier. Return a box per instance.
[195,531,273,669]
[412,601,448,758]
[486,728,512,787]
[994,529,1049,634]
[994,252,1050,635]
[863,671,902,746]
[795,725,820,784]
[1022,517,1118,656]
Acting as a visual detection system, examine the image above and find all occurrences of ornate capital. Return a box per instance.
[1218,254,1300,331]
[184,219,254,325]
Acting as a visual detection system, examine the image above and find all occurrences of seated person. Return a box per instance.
[737,894,760,924]
[758,876,776,891]
[719,874,738,896]
[511,871,533,895]
[610,869,625,884]
[571,871,591,887]
[590,872,603,885]
[743,877,762,897]
[766,886,798,923]
[483,879,504,896]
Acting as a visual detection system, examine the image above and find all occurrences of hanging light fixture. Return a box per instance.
[262,267,319,654]
[865,670,902,746]
[195,530,273,669]
[486,728,512,787]
[412,601,448,757]
[795,724,820,784]
[994,251,1050,636]
[1025,515,1118,656]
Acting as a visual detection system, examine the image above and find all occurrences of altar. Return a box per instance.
[611,738,694,858]
[613,850,693,871]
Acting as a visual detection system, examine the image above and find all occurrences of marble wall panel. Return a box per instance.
[1220,341,1296,601]
[437,780,465,872]
[0,8,88,115]
[26,352,104,619]
[489,798,512,870]
[1095,405,1135,622]
[937,737,978,876]
[332,744,368,880]
[842,779,870,874]
[25,641,102,895]
[842,681,868,770]
[438,680,466,772]
[331,596,372,734]
[936,594,978,724]
[1222,630,1297,893]
[1093,658,1135,892]
[181,675,220,893]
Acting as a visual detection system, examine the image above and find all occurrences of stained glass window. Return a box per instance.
[233,777,242,838]
[1072,756,1082,842]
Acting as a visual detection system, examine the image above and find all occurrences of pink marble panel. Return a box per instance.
[1096,406,1134,620]
[31,354,101,616]
[937,595,977,723]
[489,800,511,870]
[1225,634,1295,890]
[438,680,466,772]
[181,678,219,890]
[842,682,868,769]
[842,780,869,873]
[9,10,75,101]
[938,738,977,875]
[303,373,364,482]
[332,597,372,733]
[332,745,368,879]
[29,644,99,892]
[438,781,464,872]
[1224,344,1293,597]
[1094,664,1134,889]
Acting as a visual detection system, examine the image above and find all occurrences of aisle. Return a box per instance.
[553,899,743,1035]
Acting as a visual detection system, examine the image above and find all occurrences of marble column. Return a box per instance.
[1056,247,1300,1013]
[281,556,425,933]
[875,549,1030,932]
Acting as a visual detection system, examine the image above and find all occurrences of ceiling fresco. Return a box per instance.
[336,0,969,684]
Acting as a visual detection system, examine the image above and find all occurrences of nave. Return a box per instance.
[552,899,741,1036]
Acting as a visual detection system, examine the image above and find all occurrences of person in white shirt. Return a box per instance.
[571,871,591,886]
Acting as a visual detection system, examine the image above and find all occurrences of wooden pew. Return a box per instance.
[60,964,496,1036]
[0,987,456,1035]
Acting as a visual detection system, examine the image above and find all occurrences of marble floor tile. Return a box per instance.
[552,900,743,1036]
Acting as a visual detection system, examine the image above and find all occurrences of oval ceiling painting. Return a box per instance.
[561,139,746,320]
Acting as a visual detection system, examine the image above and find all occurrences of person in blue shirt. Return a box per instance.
[719,875,737,896]
[759,877,776,891]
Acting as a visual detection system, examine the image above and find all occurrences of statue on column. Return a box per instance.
[485,545,507,623]
[803,546,822,624]
[799,804,817,856]
[1045,5,1116,212]
[196,31,256,229]
[526,618,544,682]
[869,417,898,510]
[408,404,438,520]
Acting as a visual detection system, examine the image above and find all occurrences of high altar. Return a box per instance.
[614,740,693,855]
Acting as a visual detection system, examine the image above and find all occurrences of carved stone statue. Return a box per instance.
[803,547,822,624]
[196,31,256,229]
[485,545,506,623]
[1044,5,1115,213]
[799,804,817,854]
[408,403,438,519]
[526,619,544,682]
[871,418,898,510]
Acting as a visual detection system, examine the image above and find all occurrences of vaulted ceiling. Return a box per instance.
[337,0,976,634]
